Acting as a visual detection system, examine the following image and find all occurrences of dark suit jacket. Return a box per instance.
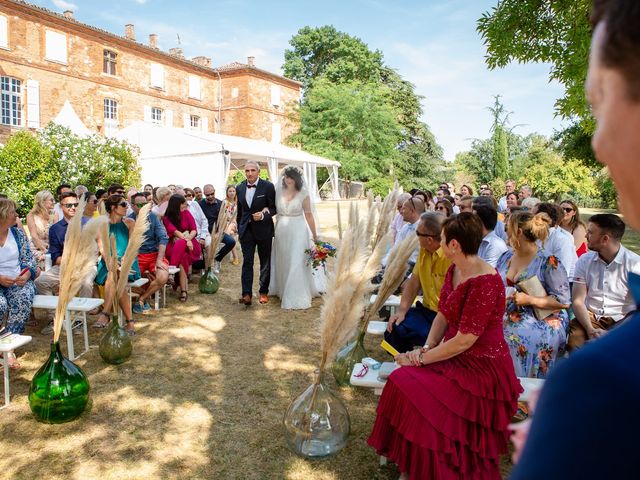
[511,273,640,480]
[236,179,276,241]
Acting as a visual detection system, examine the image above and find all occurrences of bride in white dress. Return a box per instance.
[269,165,322,309]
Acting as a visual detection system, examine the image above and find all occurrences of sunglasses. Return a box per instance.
[134,202,147,208]
[118,201,128,208]
[185,194,194,198]
[563,207,574,213]
[205,193,216,197]
[62,202,79,208]
[416,230,440,239]
[116,190,125,195]
[436,206,447,211]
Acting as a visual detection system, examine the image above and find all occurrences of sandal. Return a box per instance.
[179,291,188,302]
[7,352,20,370]
[125,319,136,336]
[92,313,110,328]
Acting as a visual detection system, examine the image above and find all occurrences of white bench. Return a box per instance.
[0,334,32,408]
[154,266,180,310]
[32,295,104,361]
[369,294,401,317]
[367,321,387,335]
[350,362,545,403]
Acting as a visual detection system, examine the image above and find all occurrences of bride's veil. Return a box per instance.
[276,164,320,237]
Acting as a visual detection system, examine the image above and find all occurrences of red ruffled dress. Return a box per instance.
[368,267,522,479]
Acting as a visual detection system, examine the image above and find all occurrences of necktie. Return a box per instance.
[247,184,256,189]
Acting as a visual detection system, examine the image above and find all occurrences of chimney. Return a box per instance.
[125,24,135,41]
[192,56,212,68]
[168,47,184,58]
[247,56,255,67]
[63,10,74,20]
[149,33,158,49]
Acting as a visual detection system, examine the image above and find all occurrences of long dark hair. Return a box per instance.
[282,167,303,191]
[166,194,186,229]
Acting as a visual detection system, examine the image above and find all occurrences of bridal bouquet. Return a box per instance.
[305,241,336,269]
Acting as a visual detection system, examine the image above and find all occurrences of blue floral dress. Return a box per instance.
[497,249,570,379]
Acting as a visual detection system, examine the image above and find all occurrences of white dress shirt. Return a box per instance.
[188,200,210,242]
[478,230,509,268]
[498,196,508,213]
[382,219,419,267]
[495,219,508,242]
[543,226,578,281]
[573,246,640,321]
[245,178,259,208]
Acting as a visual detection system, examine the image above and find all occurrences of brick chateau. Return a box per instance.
[0,0,301,143]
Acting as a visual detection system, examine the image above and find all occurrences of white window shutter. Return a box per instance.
[271,122,281,144]
[188,75,201,99]
[183,113,190,129]
[165,109,173,127]
[26,80,40,129]
[0,16,7,49]
[45,30,67,63]
[150,63,164,89]
[144,105,152,122]
[201,117,208,132]
[271,85,281,107]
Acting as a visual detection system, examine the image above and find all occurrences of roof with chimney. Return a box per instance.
[2,0,301,87]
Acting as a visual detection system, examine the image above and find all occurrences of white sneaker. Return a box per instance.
[213,261,221,274]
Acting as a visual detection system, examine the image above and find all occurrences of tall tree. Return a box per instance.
[477,0,594,130]
[488,95,511,179]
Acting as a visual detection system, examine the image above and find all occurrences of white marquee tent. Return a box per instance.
[116,122,340,199]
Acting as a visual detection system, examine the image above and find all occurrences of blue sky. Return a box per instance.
[41,0,568,160]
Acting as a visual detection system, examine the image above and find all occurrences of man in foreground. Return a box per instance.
[511,1,640,478]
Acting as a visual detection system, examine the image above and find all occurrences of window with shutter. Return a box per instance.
[271,85,281,107]
[103,50,117,75]
[151,107,163,125]
[190,115,200,129]
[1,77,22,126]
[45,30,67,64]
[150,63,164,89]
[0,15,7,49]
[26,80,40,129]
[188,75,201,99]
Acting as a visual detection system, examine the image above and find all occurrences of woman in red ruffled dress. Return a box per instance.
[368,212,522,479]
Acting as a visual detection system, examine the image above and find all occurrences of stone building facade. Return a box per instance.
[0,0,301,143]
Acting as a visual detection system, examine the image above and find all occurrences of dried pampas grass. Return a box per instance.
[372,189,398,249]
[53,199,108,343]
[205,200,231,269]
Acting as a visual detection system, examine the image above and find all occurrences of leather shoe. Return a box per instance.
[239,294,252,306]
[259,294,269,304]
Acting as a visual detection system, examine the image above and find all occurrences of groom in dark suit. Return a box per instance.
[236,160,276,305]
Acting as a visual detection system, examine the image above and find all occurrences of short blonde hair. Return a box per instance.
[156,187,171,203]
[0,198,17,222]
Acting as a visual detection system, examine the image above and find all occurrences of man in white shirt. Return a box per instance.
[390,193,411,242]
[498,179,516,213]
[568,213,640,350]
[473,200,508,267]
[179,188,211,271]
[535,203,578,281]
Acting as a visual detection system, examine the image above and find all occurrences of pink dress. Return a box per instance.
[162,210,202,271]
[368,268,522,479]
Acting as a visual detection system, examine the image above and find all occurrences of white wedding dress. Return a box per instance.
[269,190,324,309]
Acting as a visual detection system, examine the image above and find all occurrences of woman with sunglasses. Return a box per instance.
[558,199,588,256]
[94,194,141,334]
[82,192,99,220]
[435,198,453,217]
[163,194,201,302]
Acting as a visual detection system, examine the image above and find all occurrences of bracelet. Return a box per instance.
[419,345,430,365]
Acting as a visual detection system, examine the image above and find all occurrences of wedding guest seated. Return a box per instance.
[480,186,494,196]
[82,192,98,220]
[459,184,473,196]
[385,212,451,353]
[96,188,108,215]
[0,198,37,369]
[568,214,640,350]
[193,186,203,202]
[521,196,540,211]
[35,191,95,334]
[370,212,521,479]
[53,183,73,222]
[128,192,169,314]
[498,179,517,212]
[435,187,450,200]
[94,194,140,335]
[375,196,424,284]
[198,184,237,274]
[559,199,588,256]
[162,194,201,302]
[182,187,210,259]
[107,183,125,196]
[519,184,533,202]
[390,193,411,242]
[152,187,171,217]
[434,198,453,217]
[505,191,520,213]
[26,190,55,270]
[473,200,508,267]
[143,184,154,195]
[535,202,578,281]
[412,190,434,210]
[497,211,571,378]
[475,196,507,242]
[458,195,474,213]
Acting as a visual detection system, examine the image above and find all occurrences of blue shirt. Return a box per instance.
[511,272,640,479]
[128,211,168,254]
[48,216,89,265]
[478,230,509,268]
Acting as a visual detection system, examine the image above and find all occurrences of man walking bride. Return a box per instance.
[269,165,321,310]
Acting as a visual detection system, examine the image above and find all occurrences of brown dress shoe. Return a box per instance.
[239,294,252,305]
[259,294,269,304]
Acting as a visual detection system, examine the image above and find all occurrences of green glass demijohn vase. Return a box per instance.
[198,268,219,294]
[99,315,132,365]
[283,369,350,458]
[331,331,367,387]
[28,341,90,423]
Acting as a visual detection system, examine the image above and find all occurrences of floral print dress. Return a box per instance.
[497,249,571,379]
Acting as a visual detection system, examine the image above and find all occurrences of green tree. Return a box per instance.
[477,0,594,130]
[488,95,511,179]
[287,79,401,182]
[0,131,58,215]
[39,123,141,192]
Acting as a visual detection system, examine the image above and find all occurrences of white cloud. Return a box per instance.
[134,0,149,4]
[52,0,77,10]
